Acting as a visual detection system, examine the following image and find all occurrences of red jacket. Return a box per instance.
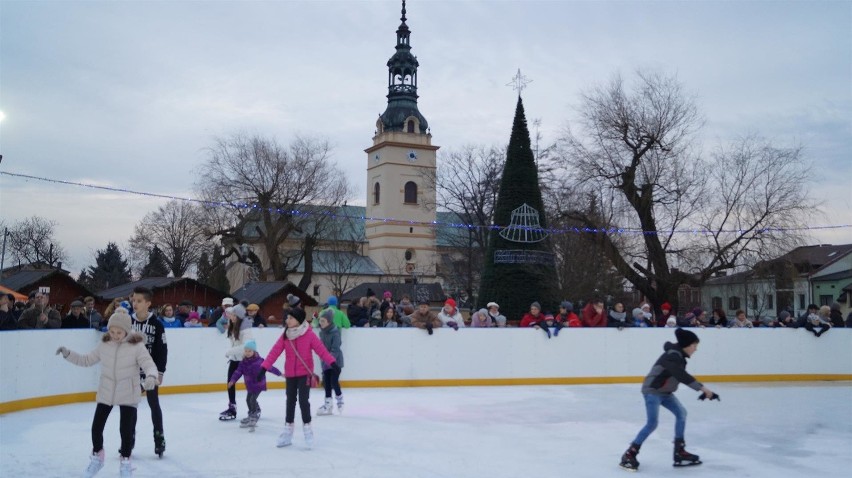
[581,303,606,327]
[520,312,544,328]
[557,312,581,327]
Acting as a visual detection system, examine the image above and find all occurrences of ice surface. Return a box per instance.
[1,383,850,477]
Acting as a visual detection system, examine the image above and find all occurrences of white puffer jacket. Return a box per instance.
[64,332,158,407]
[225,327,254,362]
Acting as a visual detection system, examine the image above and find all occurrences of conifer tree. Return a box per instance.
[140,245,170,278]
[86,242,132,291]
[477,97,558,322]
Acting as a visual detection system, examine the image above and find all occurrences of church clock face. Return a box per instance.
[407,150,418,162]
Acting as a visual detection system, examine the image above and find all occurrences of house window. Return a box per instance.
[405,249,415,261]
[728,296,741,310]
[313,285,320,296]
[819,295,833,306]
[750,295,758,310]
[373,182,380,205]
[711,297,723,311]
[765,294,774,309]
[404,181,417,204]
[798,294,805,310]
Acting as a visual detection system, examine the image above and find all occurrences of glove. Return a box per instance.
[447,321,459,331]
[143,375,157,391]
[698,392,720,401]
[256,368,267,381]
[330,362,341,373]
[55,346,69,357]
[426,323,433,335]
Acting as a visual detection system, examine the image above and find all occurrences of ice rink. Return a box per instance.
[1,382,850,477]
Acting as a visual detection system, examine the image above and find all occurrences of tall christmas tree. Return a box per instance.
[477,95,558,322]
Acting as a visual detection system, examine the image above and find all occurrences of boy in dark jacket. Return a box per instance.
[130,286,169,457]
[619,328,718,471]
[228,340,282,430]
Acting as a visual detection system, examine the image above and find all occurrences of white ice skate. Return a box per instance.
[119,457,134,477]
[303,423,314,449]
[336,394,344,414]
[82,449,104,477]
[276,423,294,447]
[317,398,333,416]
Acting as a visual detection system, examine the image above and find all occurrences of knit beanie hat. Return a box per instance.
[107,308,133,334]
[632,307,644,318]
[289,307,306,323]
[560,301,573,312]
[661,302,672,312]
[287,294,301,307]
[327,296,338,307]
[232,304,246,319]
[530,301,541,310]
[244,340,257,352]
[383,290,392,299]
[675,328,699,348]
[445,298,457,308]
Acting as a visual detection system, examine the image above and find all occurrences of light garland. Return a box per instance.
[2,170,850,236]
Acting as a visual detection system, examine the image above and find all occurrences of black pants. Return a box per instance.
[246,392,260,417]
[144,385,164,437]
[92,403,137,458]
[285,376,311,424]
[323,368,342,398]
[227,360,240,404]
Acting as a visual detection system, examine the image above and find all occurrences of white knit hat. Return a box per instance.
[107,308,133,334]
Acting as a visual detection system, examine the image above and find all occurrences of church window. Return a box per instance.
[374,182,381,205]
[407,120,415,133]
[404,181,418,204]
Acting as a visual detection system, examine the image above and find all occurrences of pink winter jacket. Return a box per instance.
[261,328,336,378]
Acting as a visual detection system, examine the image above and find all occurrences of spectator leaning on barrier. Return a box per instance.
[437,298,463,330]
[410,299,442,335]
[159,304,183,328]
[799,304,819,324]
[17,290,61,329]
[777,310,797,328]
[184,311,203,327]
[804,307,832,337]
[62,300,90,329]
[247,304,267,328]
[657,302,674,327]
[487,302,506,327]
[470,308,492,328]
[828,303,845,328]
[84,296,103,329]
[640,303,654,325]
[582,298,607,327]
[608,303,629,328]
[520,302,545,328]
[213,297,235,330]
[710,309,728,328]
[730,310,753,328]
[633,307,652,328]
[557,301,581,328]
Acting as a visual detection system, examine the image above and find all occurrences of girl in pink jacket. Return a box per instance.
[257,307,339,449]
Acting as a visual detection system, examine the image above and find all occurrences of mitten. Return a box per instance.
[447,321,459,331]
[330,362,341,373]
[553,327,560,337]
[426,323,433,335]
[55,346,69,357]
[143,375,157,391]
[541,327,551,339]
[698,392,720,401]
[256,367,267,381]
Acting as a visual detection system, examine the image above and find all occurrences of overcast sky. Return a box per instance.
[1,0,850,273]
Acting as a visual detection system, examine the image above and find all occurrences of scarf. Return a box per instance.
[285,320,310,340]
[609,310,626,322]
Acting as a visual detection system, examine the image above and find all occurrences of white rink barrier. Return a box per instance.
[2,327,850,413]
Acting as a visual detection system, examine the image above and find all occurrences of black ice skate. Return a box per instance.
[218,403,236,421]
[154,430,166,458]
[619,443,640,472]
[673,439,702,467]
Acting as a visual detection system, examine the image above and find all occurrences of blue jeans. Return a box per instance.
[632,393,687,445]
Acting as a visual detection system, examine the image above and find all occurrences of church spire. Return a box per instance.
[378,0,429,135]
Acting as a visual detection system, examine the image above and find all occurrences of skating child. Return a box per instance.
[256,307,339,449]
[129,286,168,457]
[218,304,252,421]
[619,328,719,471]
[316,309,345,415]
[56,308,159,477]
[227,340,282,430]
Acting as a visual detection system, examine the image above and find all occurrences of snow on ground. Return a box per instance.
[1,382,850,477]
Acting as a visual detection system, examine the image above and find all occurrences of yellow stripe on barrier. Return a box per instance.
[3,374,850,414]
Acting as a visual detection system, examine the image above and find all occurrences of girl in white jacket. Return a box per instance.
[219,304,253,421]
[56,308,158,478]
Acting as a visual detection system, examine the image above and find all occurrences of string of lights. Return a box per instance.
[2,170,850,236]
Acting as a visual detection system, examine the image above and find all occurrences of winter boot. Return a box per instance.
[673,439,702,467]
[153,430,165,458]
[276,423,295,448]
[303,423,314,449]
[218,403,237,421]
[82,449,104,477]
[336,394,344,414]
[619,443,640,472]
[119,457,134,477]
[317,397,333,416]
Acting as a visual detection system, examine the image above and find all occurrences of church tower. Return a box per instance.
[365,0,438,279]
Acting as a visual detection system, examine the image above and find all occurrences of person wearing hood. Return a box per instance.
[618,328,718,471]
[316,309,345,415]
[256,307,339,449]
[437,298,464,330]
[218,304,253,421]
[320,296,351,329]
[556,301,581,328]
[56,308,159,476]
[607,302,630,329]
[470,308,492,328]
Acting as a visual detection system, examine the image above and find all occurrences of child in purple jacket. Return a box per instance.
[227,340,282,430]
[256,308,339,449]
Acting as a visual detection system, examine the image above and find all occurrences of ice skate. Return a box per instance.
[336,394,344,414]
[619,443,640,472]
[673,439,702,467]
[82,449,104,477]
[239,416,252,426]
[242,416,258,432]
[154,430,165,458]
[317,397,333,416]
[303,423,314,449]
[218,403,236,421]
[119,457,134,477]
[276,423,294,447]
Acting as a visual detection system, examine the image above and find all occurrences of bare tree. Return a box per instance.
[557,71,814,312]
[129,200,207,277]
[315,215,365,299]
[196,133,352,285]
[5,216,68,268]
